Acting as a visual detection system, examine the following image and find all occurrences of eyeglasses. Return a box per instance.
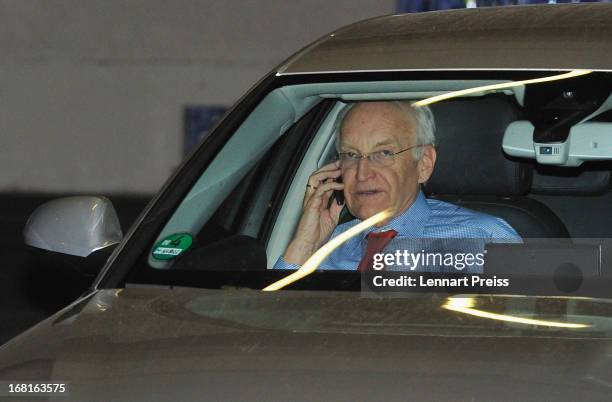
[337,144,425,168]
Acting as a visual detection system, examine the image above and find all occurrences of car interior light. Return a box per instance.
[443,296,590,328]
[263,209,392,291]
[413,70,592,107]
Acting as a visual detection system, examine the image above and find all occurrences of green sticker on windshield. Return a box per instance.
[151,233,193,260]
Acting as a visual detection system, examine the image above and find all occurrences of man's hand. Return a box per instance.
[284,161,344,265]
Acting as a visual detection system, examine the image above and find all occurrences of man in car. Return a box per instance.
[275,101,520,271]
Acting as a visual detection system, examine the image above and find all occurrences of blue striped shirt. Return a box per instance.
[274,191,521,272]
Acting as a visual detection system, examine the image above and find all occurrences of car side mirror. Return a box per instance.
[24,196,123,258]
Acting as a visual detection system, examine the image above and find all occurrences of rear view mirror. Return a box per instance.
[503,120,612,166]
[24,196,123,257]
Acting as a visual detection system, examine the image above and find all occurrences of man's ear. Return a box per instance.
[417,145,436,184]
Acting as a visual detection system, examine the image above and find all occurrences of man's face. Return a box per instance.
[339,102,435,222]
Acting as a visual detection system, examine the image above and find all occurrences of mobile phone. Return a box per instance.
[327,176,344,209]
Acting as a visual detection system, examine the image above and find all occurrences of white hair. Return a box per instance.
[334,101,436,160]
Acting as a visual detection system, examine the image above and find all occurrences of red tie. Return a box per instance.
[357,230,398,272]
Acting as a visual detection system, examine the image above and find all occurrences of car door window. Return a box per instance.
[144,99,333,271]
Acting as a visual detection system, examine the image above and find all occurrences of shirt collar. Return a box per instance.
[361,190,431,239]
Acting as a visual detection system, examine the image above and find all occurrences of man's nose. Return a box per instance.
[356,156,375,181]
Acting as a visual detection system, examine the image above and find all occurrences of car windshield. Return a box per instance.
[116,69,612,301]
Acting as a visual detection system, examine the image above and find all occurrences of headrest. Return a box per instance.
[531,164,611,195]
[425,95,531,196]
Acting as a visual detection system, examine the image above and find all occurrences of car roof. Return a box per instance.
[277,3,612,75]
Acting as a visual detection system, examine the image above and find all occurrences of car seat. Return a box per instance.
[424,95,570,238]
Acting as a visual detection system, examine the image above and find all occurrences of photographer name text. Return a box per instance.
[372,275,509,288]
